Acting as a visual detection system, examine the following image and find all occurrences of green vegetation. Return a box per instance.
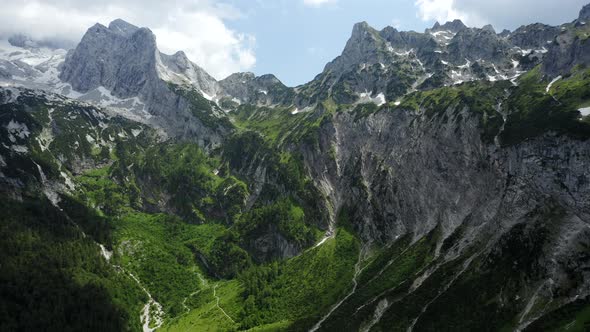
[238,228,359,330]
[231,104,320,145]
[551,65,590,109]
[396,66,590,146]
[135,143,248,223]
[500,66,590,145]
[5,40,590,332]
[524,297,590,331]
[319,226,441,331]
[0,197,145,332]
[168,83,233,131]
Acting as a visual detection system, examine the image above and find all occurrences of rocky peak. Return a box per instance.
[168,51,191,70]
[108,19,139,37]
[482,24,496,34]
[580,3,590,21]
[60,20,159,96]
[508,23,559,49]
[257,74,281,84]
[223,72,256,82]
[499,29,511,37]
[432,19,467,33]
[219,72,292,105]
[351,21,374,38]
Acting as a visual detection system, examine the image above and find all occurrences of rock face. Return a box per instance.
[219,72,295,105]
[580,3,590,21]
[508,23,560,49]
[60,22,158,97]
[542,9,590,77]
[59,20,228,146]
[298,98,590,330]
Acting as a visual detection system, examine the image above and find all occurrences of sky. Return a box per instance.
[0,0,587,86]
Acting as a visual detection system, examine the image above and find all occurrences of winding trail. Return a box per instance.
[309,246,367,332]
[181,270,207,314]
[213,284,236,323]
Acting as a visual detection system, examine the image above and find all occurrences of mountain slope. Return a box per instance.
[2,4,590,332]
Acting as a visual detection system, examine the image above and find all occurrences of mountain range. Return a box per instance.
[1,3,590,332]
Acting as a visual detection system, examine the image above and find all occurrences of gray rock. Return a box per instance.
[59,19,228,147]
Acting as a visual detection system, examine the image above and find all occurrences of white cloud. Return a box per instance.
[0,0,255,79]
[414,0,473,26]
[303,0,337,8]
[415,0,588,30]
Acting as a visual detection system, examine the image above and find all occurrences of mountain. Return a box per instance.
[295,16,557,106]
[2,4,590,332]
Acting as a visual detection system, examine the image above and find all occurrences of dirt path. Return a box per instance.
[213,284,236,323]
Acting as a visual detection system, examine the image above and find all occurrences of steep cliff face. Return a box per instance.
[58,20,229,146]
[298,87,590,330]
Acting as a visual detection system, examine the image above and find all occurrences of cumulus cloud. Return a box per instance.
[0,0,255,79]
[303,0,337,8]
[415,0,588,30]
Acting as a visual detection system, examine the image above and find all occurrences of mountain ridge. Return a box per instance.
[1,4,590,331]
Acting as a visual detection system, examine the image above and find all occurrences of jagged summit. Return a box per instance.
[108,19,139,35]
[351,21,372,33]
[219,71,292,105]
[60,20,158,96]
[580,3,590,21]
[482,24,496,33]
[430,19,467,33]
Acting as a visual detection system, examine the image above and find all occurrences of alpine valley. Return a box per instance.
[2,4,590,332]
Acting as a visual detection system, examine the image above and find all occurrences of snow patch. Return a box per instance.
[358,91,386,106]
[85,134,95,144]
[374,93,386,106]
[10,145,28,153]
[131,128,143,137]
[458,59,471,69]
[579,107,590,116]
[291,106,313,115]
[6,120,30,139]
[546,75,562,93]
[99,244,113,261]
[61,171,76,191]
[512,59,520,69]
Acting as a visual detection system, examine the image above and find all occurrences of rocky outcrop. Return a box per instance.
[580,3,590,21]
[219,72,295,105]
[508,23,560,49]
[542,23,590,77]
[59,19,229,146]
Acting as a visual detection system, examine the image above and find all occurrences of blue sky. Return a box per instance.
[1,0,588,86]
[225,0,424,86]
